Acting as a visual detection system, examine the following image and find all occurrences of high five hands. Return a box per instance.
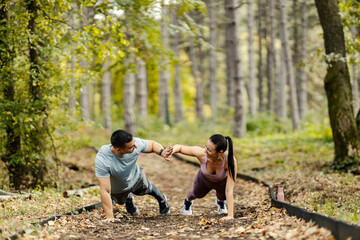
[162,145,173,161]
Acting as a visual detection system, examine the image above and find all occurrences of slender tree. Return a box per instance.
[189,35,205,121]
[172,11,184,123]
[257,0,264,111]
[79,6,90,121]
[102,59,112,130]
[159,5,170,124]
[315,0,360,172]
[136,58,148,119]
[124,54,136,135]
[247,0,256,116]
[225,0,246,137]
[279,0,299,130]
[269,0,277,114]
[208,0,218,120]
[298,0,308,119]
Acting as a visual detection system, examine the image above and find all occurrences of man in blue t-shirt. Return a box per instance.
[95,129,172,222]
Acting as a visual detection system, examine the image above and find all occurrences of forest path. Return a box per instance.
[35,154,334,240]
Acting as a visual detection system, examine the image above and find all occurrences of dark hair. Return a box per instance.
[111,130,133,148]
[209,134,235,181]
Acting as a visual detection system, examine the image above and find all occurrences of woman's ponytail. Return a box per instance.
[225,136,235,181]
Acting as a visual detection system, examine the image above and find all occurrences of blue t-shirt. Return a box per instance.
[95,138,148,194]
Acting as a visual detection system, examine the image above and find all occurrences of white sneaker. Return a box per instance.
[216,198,228,214]
[181,199,193,216]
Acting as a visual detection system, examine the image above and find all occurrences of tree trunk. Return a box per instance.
[159,7,170,125]
[225,2,235,108]
[264,3,273,112]
[172,12,184,123]
[276,43,287,119]
[225,0,246,137]
[315,0,360,172]
[0,1,23,189]
[136,58,148,119]
[269,0,277,114]
[208,0,218,120]
[27,0,47,187]
[257,0,264,112]
[124,57,136,135]
[351,26,359,117]
[247,0,256,116]
[279,0,299,130]
[189,36,205,122]
[298,0,308,119]
[102,60,112,130]
[80,7,90,121]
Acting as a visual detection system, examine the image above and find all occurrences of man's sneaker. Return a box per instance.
[159,195,170,215]
[125,196,139,215]
[216,198,228,214]
[181,199,193,216]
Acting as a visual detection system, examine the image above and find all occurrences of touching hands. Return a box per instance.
[162,145,173,161]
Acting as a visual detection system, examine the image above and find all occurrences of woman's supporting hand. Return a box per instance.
[219,216,234,221]
[101,217,121,223]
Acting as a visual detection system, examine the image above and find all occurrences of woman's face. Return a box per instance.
[204,139,218,158]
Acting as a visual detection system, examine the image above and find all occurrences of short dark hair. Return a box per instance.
[111,130,133,148]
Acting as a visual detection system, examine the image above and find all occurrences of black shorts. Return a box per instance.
[111,168,154,205]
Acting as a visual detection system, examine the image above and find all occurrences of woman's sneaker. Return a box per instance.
[181,199,193,216]
[159,195,170,215]
[216,199,228,214]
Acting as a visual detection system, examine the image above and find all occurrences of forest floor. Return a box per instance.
[2,148,337,240]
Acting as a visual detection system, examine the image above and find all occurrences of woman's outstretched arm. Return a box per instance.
[172,145,206,163]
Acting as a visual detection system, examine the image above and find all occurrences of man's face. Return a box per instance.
[114,138,137,156]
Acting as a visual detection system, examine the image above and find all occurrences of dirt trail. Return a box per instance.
[27,154,334,240]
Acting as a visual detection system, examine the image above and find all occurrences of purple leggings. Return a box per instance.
[187,170,227,201]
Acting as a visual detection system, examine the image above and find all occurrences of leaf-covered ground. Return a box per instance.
[2,152,335,239]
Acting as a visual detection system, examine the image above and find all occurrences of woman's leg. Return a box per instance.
[187,171,212,201]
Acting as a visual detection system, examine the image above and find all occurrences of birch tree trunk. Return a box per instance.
[159,7,170,124]
[80,7,90,121]
[136,58,148,119]
[276,45,287,119]
[257,0,264,112]
[269,0,277,114]
[315,0,360,172]
[172,11,183,123]
[247,0,256,116]
[351,26,359,116]
[292,0,300,114]
[279,0,299,130]
[102,60,112,130]
[225,3,234,108]
[189,36,205,121]
[298,0,308,119]
[124,57,136,135]
[225,0,246,137]
[264,3,273,112]
[208,0,218,120]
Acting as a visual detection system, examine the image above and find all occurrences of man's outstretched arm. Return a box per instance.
[145,140,172,160]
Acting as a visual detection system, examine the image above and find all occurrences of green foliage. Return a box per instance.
[245,112,292,136]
